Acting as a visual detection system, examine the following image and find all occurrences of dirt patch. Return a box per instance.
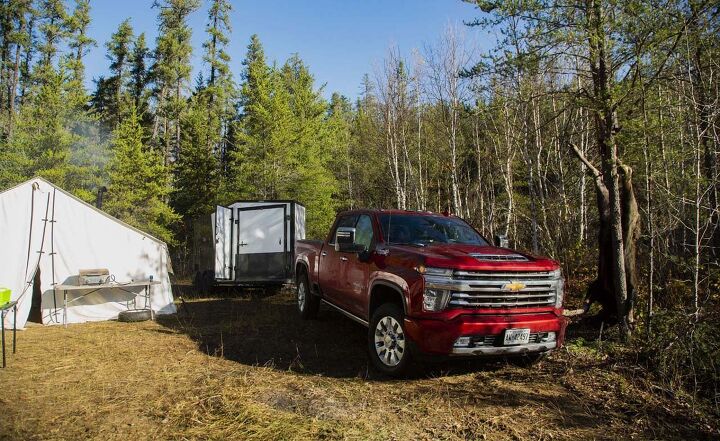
[0,292,716,440]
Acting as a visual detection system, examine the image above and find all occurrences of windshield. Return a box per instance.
[378,214,488,246]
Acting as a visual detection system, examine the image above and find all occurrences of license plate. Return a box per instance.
[503,328,530,346]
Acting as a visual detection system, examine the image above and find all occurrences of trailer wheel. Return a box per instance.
[297,271,319,319]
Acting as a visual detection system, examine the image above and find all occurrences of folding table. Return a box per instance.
[53,280,160,327]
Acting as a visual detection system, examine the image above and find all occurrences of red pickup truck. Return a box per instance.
[295,209,567,375]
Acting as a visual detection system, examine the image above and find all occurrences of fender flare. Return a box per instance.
[369,280,407,314]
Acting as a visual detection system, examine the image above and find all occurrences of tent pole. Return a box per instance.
[50,188,57,324]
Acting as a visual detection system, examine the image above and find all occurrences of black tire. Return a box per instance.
[296,270,319,319]
[118,309,152,323]
[368,303,412,376]
[508,352,547,368]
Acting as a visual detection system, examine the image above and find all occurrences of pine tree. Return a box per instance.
[278,54,337,236]
[105,106,179,244]
[94,18,133,127]
[128,32,150,117]
[173,92,219,221]
[327,92,354,207]
[201,0,235,169]
[0,0,33,137]
[13,67,73,186]
[34,0,67,84]
[172,0,235,235]
[17,6,35,108]
[151,0,199,164]
[10,0,71,187]
[65,0,93,89]
[226,34,273,200]
[203,0,231,89]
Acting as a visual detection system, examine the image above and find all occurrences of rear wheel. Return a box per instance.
[368,303,411,376]
[296,271,319,319]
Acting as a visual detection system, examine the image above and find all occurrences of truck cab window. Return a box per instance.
[355,215,374,250]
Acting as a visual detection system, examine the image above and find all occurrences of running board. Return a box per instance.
[321,300,369,327]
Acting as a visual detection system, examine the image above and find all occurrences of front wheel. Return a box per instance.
[368,303,412,376]
[296,271,319,319]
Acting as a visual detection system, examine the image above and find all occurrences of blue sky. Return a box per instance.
[83,0,487,100]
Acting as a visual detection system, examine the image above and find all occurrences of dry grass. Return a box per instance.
[0,291,716,441]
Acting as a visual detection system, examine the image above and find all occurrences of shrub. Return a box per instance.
[636,309,720,412]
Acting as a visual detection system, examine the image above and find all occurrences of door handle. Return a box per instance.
[238,241,248,247]
[340,257,348,262]
[321,251,327,256]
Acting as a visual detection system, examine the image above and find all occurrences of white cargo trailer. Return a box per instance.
[213,200,305,285]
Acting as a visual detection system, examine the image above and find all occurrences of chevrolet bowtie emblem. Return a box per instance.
[504,281,526,292]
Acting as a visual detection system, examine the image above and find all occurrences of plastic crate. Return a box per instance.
[0,287,10,306]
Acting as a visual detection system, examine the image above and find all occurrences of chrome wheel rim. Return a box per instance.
[374,316,405,367]
[297,281,306,311]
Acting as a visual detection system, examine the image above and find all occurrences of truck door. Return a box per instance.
[234,204,288,282]
[342,214,374,318]
[214,205,233,280]
[319,214,357,311]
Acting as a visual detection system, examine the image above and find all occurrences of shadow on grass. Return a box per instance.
[156,292,508,379]
[154,294,715,439]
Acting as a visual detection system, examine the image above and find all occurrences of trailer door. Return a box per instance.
[214,205,233,280]
[235,204,288,282]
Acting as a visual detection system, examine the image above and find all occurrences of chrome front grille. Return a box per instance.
[448,270,559,309]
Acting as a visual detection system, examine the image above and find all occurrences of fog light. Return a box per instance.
[540,332,556,342]
[454,336,471,348]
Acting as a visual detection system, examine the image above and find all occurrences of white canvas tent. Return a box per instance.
[1,178,176,329]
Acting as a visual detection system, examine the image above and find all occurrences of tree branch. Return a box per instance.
[569,141,602,178]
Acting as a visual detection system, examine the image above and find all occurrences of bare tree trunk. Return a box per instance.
[641,108,655,332]
[586,0,633,337]
[175,80,182,158]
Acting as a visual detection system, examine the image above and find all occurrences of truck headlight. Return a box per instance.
[423,288,452,311]
[418,267,453,276]
[421,267,454,311]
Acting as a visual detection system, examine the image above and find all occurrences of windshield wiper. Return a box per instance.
[389,241,426,247]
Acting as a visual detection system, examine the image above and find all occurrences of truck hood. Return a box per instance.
[392,243,560,272]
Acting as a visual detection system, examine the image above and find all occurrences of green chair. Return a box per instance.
[0,287,10,307]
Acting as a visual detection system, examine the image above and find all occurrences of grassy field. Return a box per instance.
[0,291,717,440]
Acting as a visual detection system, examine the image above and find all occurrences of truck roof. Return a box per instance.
[338,208,452,217]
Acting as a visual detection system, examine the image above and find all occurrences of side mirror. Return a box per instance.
[335,227,358,252]
[494,234,509,248]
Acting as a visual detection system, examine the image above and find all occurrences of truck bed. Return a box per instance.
[295,240,325,286]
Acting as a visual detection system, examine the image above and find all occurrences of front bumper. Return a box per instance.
[404,311,567,356]
[451,341,556,355]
